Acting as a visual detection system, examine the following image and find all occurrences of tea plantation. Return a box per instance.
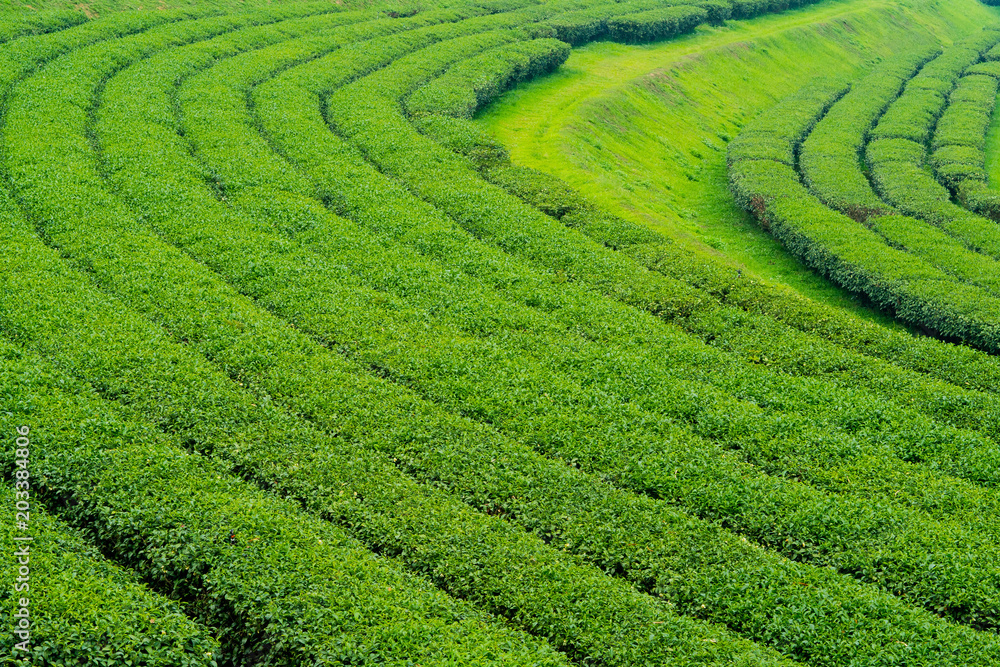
[3,0,1000,664]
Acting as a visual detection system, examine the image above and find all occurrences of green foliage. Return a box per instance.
[1,8,811,666]
[407,37,570,118]
[865,27,1000,289]
[727,77,849,165]
[0,347,562,667]
[81,4,1000,661]
[729,74,1000,350]
[800,48,937,220]
[0,9,87,43]
[412,112,511,165]
[9,1,1000,665]
[605,5,707,44]
[928,72,1000,223]
[0,494,219,666]
[539,0,708,46]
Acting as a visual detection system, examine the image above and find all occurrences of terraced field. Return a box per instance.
[4,0,1000,664]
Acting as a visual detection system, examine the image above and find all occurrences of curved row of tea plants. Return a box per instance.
[0,482,220,665]
[934,59,1000,217]
[8,1,1000,664]
[729,28,1000,350]
[866,29,1000,257]
[58,4,1000,660]
[0,333,566,667]
[798,47,936,220]
[3,9,820,666]
[398,17,1000,441]
[131,8,1000,642]
[193,0,1000,635]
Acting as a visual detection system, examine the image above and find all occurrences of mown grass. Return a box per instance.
[479,0,1000,327]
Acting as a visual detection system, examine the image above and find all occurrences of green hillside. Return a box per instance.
[3,0,1000,665]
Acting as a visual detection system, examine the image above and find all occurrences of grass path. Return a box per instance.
[480,0,998,325]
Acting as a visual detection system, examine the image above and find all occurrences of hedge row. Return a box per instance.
[933,75,997,154]
[201,21,1000,632]
[870,29,1000,141]
[728,0,824,18]
[92,7,1000,654]
[931,71,1000,218]
[406,37,569,118]
[867,136,1000,258]
[729,77,1000,347]
[0,9,89,44]
[948,60,1000,220]
[785,48,1000,297]
[324,36,1000,438]
[179,6,1000,532]
[0,334,565,667]
[13,3,1000,664]
[257,11,1000,482]
[299,4,1000,407]
[539,0,692,45]
[0,483,220,666]
[183,0,629,198]
[5,11,813,666]
[866,28,1000,261]
[867,213,1000,296]
[423,116,1000,417]
[799,47,937,220]
[726,77,849,165]
[0,204,790,667]
[71,21,1000,661]
[605,5,707,44]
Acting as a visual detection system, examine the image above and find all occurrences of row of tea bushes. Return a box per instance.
[420,108,1000,403]
[287,16,1000,466]
[92,7,1000,654]
[729,79,1000,350]
[937,61,1000,218]
[0,334,563,666]
[931,74,998,188]
[867,28,1000,259]
[406,37,570,118]
[5,11,803,665]
[605,5,707,43]
[799,47,937,220]
[0,475,219,666]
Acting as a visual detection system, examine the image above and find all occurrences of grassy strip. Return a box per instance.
[0,490,219,665]
[0,337,566,667]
